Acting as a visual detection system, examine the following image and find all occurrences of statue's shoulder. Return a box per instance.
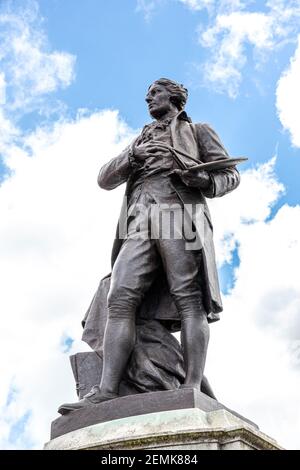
[193,122,215,132]
[191,122,214,141]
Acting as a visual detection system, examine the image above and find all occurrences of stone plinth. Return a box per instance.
[45,389,282,450]
[50,389,257,439]
[45,408,281,450]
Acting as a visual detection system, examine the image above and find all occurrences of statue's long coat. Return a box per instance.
[82,112,240,353]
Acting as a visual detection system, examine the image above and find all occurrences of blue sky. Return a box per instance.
[1,0,300,450]
[2,1,300,201]
[34,0,300,188]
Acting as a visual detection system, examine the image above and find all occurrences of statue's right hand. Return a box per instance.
[132,143,171,162]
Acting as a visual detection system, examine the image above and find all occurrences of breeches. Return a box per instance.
[107,204,205,321]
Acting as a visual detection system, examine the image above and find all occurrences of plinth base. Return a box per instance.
[50,389,257,440]
[46,389,282,450]
[45,407,281,450]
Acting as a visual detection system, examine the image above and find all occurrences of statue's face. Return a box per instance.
[145,83,173,119]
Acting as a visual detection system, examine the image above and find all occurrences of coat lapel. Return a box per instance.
[170,112,201,168]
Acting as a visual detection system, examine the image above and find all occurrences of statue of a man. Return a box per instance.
[58,78,240,414]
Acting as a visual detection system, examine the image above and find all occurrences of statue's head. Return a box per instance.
[146,78,188,119]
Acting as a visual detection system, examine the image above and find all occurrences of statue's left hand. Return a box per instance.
[173,169,211,189]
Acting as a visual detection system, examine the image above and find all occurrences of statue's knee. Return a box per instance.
[107,285,139,317]
[174,296,207,321]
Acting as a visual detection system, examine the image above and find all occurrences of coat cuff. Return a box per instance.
[201,174,215,198]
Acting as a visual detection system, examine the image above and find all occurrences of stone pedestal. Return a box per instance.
[45,389,282,450]
[45,408,281,450]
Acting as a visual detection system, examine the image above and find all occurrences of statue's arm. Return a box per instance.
[97,144,136,190]
[195,123,241,198]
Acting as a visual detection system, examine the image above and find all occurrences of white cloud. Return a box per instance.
[179,0,214,11]
[222,203,300,449]
[276,35,300,148]
[135,0,300,98]
[0,110,19,156]
[210,157,284,265]
[136,0,213,20]
[187,0,300,97]
[0,0,299,451]
[177,0,248,13]
[0,0,75,113]
[0,0,103,449]
[206,159,300,449]
[136,0,163,21]
[199,10,274,97]
[0,72,6,104]
[2,114,300,449]
[0,109,137,449]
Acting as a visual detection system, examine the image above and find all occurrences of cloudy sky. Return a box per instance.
[0,0,300,450]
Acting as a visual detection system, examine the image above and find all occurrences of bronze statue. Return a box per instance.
[58,78,242,415]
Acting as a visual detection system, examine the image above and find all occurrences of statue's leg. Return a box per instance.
[158,238,209,390]
[101,236,160,396]
[57,235,160,414]
[99,313,136,396]
[180,309,209,389]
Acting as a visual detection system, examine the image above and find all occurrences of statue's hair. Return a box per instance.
[149,78,188,111]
